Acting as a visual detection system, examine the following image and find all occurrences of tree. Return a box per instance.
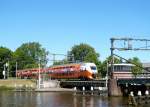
[100,56,121,77]
[69,43,101,75]
[53,43,101,70]
[128,57,142,77]
[14,42,49,70]
[70,43,99,63]
[0,47,13,78]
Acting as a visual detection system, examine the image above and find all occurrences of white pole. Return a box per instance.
[6,62,9,79]
[82,86,85,95]
[138,91,142,96]
[145,90,149,95]
[3,64,6,79]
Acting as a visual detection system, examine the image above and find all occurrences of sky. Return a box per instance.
[0,0,150,64]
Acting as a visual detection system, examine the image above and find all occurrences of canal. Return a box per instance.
[0,92,149,107]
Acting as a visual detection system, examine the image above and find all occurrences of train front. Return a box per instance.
[80,63,98,79]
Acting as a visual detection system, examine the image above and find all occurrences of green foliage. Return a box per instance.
[128,57,142,77]
[0,42,49,79]
[70,43,99,63]
[14,42,49,70]
[0,86,14,91]
[100,56,121,77]
[0,47,13,78]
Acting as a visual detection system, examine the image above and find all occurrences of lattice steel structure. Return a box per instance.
[110,37,150,78]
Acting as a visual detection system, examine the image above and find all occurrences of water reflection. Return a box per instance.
[0,92,149,107]
[73,95,77,107]
[73,95,107,107]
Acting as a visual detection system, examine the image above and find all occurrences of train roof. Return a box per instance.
[17,62,96,71]
[50,62,96,68]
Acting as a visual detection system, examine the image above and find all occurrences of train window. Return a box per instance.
[90,66,96,70]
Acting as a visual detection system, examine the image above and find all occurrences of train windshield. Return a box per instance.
[90,66,97,70]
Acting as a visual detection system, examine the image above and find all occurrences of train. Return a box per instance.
[17,62,98,80]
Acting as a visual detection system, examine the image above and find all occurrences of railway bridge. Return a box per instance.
[60,79,106,88]
[118,78,150,95]
[60,77,150,96]
[108,77,150,96]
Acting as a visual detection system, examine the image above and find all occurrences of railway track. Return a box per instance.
[60,79,106,87]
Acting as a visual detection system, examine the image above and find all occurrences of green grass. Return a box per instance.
[0,79,36,89]
[0,86,14,91]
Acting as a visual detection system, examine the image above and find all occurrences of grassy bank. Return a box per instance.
[0,86,14,91]
[0,79,36,91]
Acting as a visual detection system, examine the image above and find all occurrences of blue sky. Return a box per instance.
[0,0,150,64]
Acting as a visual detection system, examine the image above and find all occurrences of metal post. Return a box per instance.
[53,54,55,64]
[38,59,41,89]
[106,62,109,88]
[110,38,114,78]
[16,62,17,79]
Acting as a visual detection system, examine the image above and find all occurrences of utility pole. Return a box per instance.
[110,38,115,79]
[16,62,17,79]
[52,54,56,64]
[38,58,41,89]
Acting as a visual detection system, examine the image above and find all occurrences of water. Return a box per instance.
[0,92,149,107]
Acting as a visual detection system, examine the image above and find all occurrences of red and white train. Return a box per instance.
[17,63,98,80]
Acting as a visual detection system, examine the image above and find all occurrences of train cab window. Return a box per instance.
[90,66,97,70]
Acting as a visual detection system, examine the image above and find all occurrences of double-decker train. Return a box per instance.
[17,63,98,80]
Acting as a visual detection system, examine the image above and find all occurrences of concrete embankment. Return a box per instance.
[0,79,73,92]
[0,79,36,91]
